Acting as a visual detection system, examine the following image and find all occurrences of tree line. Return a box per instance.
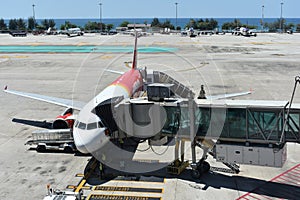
[0,18,56,31]
[1,17,300,32]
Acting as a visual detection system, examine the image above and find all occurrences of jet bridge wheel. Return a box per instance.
[191,169,201,179]
[198,161,210,173]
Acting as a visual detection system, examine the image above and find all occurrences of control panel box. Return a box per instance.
[215,144,287,167]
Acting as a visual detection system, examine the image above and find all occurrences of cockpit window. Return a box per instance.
[98,121,104,128]
[74,120,79,127]
[87,122,98,130]
[78,122,87,130]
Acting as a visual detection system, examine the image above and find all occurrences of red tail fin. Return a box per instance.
[132,31,138,69]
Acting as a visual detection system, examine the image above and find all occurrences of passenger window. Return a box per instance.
[87,122,98,130]
[78,122,87,130]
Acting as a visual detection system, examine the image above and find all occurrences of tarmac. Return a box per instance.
[0,32,300,199]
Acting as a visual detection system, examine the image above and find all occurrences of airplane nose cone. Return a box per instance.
[73,128,89,154]
[73,127,109,154]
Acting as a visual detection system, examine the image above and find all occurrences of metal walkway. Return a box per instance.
[160,99,300,145]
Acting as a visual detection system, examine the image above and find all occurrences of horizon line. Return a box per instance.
[2,17,300,20]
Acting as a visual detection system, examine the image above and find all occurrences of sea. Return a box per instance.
[4,18,300,30]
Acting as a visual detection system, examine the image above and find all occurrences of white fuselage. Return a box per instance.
[73,69,143,154]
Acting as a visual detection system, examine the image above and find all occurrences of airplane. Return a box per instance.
[232,27,257,37]
[4,32,259,177]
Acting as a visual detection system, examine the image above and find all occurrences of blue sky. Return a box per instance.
[1,0,299,19]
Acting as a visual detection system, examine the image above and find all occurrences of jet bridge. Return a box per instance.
[161,99,300,168]
[112,74,300,177]
[113,95,300,171]
[160,99,300,144]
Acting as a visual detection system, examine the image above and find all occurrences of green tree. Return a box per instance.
[221,19,257,30]
[186,18,218,30]
[161,20,174,29]
[151,18,161,27]
[84,21,107,31]
[106,24,114,31]
[285,22,294,31]
[0,18,7,30]
[28,17,35,30]
[222,19,242,30]
[41,19,49,29]
[208,18,218,30]
[9,19,17,30]
[119,21,130,27]
[99,23,106,31]
[17,18,26,30]
[296,24,300,32]
[49,19,56,28]
[84,21,99,30]
[186,19,197,29]
[264,19,286,32]
[40,19,55,29]
[60,21,78,30]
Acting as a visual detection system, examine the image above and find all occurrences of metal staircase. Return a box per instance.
[153,71,195,99]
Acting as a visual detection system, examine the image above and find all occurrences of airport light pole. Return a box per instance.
[280,2,284,33]
[99,2,103,32]
[261,5,264,31]
[32,4,36,29]
[175,2,178,30]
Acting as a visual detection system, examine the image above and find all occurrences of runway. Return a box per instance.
[0,32,300,199]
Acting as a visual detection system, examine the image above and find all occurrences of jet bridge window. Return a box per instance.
[247,110,281,141]
[221,108,246,138]
[196,107,211,136]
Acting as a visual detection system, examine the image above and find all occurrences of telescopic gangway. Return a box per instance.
[112,75,300,178]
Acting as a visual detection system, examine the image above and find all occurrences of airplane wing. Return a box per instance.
[4,87,85,110]
[105,69,124,75]
[206,90,252,100]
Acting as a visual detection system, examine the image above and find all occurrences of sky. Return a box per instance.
[0,0,299,19]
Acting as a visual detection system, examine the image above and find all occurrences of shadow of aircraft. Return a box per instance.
[83,157,300,199]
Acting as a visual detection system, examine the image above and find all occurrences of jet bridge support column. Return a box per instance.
[188,91,199,176]
[168,137,189,175]
[189,91,211,179]
[174,137,186,163]
[280,75,300,143]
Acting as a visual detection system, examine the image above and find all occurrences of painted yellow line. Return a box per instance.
[100,55,114,59]
[75,178,86,193]
[0,55,29,59]
[93,185,163,193]
[87,193,162,200]
[77,42,89,46]
[75,173,84,177]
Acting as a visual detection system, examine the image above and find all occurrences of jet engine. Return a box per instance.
[52,108,75,129]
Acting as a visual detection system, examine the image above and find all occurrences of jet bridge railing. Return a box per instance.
[153,71,195,99]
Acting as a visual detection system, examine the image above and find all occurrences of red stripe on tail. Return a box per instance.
[132,31,138,69]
